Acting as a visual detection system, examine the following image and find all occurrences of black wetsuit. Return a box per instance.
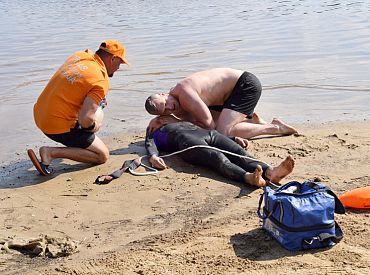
[145,122,270,183]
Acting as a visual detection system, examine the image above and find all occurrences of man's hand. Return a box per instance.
[149,155,167,169]
[193,119,216,130]
[235,137,250,149]
[160,115,181,125]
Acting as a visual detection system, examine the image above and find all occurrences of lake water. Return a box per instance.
[0,0,369,166]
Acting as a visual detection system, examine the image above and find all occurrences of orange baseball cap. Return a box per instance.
[99,39,130,65]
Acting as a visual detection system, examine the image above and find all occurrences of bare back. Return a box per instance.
[172,68,243,106]
[168,68,244,129]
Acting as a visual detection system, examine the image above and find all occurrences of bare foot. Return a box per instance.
[39,146,53,165]
[247,113,267,124]
[271,118,298,135]
[244,165,266,187]
[267,155,295,183]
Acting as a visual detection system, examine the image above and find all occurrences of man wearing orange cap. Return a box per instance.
[28,40,129,175]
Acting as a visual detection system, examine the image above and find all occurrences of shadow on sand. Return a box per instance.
[230,227,332,261]
[0,141,145,189]
[0,157,94,189]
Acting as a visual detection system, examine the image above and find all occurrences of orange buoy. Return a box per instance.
[339,186,370,209]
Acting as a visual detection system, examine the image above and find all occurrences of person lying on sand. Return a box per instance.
[144,115,295,187]
[145,68,298,139]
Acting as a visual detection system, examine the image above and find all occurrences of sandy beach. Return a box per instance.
[2,1,370,274]
[1,120,369,274]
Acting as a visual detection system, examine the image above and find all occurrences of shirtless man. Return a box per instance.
[145,68,297,139]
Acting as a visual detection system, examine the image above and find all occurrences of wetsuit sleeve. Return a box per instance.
[145,127,159,157]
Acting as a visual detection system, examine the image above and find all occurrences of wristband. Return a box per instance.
[82,121,95,131]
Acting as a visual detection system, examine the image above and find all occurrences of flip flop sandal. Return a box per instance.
[27,149,53,176]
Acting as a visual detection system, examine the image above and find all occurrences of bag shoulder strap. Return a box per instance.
[304,181,345,214]
[257,192,266,219]
[257,189,282,220]
[326,189,346,214]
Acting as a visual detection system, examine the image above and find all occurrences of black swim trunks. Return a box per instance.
[209,71,262,118]
[45,124,95,149]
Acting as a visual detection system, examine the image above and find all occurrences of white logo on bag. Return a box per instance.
[265,219,282,240]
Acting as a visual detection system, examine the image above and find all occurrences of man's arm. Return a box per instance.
[144,127,167,169]
[177,85,216,129]
[78,96,101,132]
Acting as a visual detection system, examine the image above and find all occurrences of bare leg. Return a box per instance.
[228,123,280,139]
[216,108,297,139]
[216,108,250,135]
[39,136,109,165]
[245,113,267,124]
[229,119,298,139]
[265,155,295,183]
[244,165,266,187]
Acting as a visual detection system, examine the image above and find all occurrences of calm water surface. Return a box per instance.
[0,0,369,165]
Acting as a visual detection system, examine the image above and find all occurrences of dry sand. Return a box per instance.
[1,121,370,275]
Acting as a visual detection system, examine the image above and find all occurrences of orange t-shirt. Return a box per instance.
[34,50,109,134]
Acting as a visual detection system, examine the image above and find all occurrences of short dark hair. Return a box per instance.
[95,48,113,59]
[145,95,159,115]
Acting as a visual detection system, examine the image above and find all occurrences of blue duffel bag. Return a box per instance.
[257,180,345,251]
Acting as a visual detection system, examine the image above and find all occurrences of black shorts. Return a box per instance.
[45,126,95,149]
[209,71,262,118]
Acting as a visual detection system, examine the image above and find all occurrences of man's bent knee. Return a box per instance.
[95,149,109,164]
[216,108,246,136]
[87,137,110,164]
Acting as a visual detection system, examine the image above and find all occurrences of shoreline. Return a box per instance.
[1,120,370,274]
[0,119,368,189]
[1,103,369,165]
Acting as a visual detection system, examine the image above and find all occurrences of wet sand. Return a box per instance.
[1,120,370,274]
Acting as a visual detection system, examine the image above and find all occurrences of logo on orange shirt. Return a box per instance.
[60,55,89,84]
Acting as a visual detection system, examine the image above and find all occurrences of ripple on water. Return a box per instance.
[0,0,369,165]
